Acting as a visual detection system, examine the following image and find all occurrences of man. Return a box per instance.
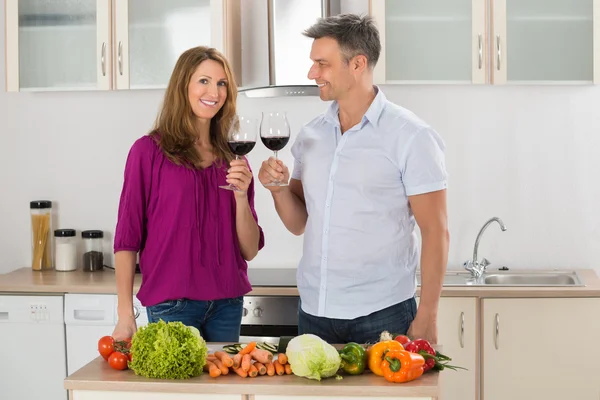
[258,14,449,344]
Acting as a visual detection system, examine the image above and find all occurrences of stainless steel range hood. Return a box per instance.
[237,0,367,98]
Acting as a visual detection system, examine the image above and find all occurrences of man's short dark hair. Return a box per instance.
[303,13,381,69]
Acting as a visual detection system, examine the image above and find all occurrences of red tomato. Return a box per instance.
[394,335,411,346]
[108,351,129,370]
[98,336,115,360]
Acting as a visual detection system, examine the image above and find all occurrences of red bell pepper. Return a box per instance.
[403,339,465,373]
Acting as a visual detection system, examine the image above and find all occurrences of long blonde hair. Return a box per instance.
[151,46,238,168]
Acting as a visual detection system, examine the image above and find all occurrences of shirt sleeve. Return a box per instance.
[290,130,303,180]
[401,127,448,196]
[113,137,154,253]
[246,159,266,251]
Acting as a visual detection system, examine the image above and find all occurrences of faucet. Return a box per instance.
[464,217,507,278]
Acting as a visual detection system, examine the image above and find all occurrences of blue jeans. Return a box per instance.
[298,297,417,344]
[146,297,244,342]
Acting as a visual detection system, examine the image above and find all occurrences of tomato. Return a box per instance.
[98,336,115,360]
[394,335,411,346]
[108,351,129,370]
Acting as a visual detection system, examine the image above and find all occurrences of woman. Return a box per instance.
[111,46,264,342]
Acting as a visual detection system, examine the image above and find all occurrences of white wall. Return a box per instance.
[1,6,599,275]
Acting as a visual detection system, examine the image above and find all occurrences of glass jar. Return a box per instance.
[82,230,104,272]
[30,200,53,271]
[55,229,78,272]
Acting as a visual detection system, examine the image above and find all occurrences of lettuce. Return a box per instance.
[129,320,208,379]
[285,334,341,381]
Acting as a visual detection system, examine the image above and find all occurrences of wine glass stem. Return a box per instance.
[274,150,278,160]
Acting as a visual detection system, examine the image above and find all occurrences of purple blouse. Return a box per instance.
[113,135,265,307]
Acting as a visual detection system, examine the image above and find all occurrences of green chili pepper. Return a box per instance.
[339,342,367,375]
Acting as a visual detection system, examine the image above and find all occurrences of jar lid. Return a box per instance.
[55,229,76,237]
[82,230,103,239]
[30,200,52,209]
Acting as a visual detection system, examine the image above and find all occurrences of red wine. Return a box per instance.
[261,136,290,151]
[228,141,256,156]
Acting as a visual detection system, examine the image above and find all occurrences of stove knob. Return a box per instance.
[242,307,248,317]
[253,307,263,317]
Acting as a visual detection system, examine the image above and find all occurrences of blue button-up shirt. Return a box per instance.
[290,87,448,319]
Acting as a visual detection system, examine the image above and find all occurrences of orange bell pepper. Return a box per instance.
[381,349,425,383]
[367,340,404,376]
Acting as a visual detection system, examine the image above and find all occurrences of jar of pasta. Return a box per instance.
[30,200,53,271]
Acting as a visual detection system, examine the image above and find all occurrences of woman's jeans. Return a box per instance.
[146,297,244,342]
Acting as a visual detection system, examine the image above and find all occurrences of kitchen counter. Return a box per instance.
[2,267,600,298]
[64,349,440,399]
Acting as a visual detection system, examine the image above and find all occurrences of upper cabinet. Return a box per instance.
[4,0,241,92]
[370,0,600,85]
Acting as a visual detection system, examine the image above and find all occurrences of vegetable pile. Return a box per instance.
[207,341,293,378]
[128,320,208,379]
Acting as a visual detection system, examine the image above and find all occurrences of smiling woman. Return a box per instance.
[111,46,265,344]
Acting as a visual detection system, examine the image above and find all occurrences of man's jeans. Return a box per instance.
[146,297,244,342]
[298,297,417,344]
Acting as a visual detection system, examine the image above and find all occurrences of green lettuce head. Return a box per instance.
[285,334,341,381]
[129,320,208,379]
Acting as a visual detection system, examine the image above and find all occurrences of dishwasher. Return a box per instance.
[64,293,148,375]
[0,294,67,400]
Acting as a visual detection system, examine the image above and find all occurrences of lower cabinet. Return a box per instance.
[482,298,600,400]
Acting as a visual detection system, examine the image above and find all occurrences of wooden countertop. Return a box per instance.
[64,347,439,397]
[2,267,600,298]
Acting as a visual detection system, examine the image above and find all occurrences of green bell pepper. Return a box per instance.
[339,342,367,375]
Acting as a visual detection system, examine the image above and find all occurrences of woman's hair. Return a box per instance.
[151,46,238,168]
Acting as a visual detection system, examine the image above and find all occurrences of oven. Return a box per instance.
[239,295,299,344]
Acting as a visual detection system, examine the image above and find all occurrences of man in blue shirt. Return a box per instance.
[258,14,449,344]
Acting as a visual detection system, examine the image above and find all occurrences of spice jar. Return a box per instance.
[82,230,104,272]
[55,229,78,272]
[30,200,53,271]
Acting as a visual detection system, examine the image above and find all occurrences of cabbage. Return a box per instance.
[129,320,208,379]
[285,334,341,381]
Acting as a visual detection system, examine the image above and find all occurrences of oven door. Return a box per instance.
[240,296,299,344]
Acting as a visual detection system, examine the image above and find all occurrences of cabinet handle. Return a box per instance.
[494,313,500,349]
[118,41,123,76]
[478,34,483,69]
[101,42,106,77]
[459,311,465,348]
[496,35,501,71]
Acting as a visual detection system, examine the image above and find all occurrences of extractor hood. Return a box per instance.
[237,0,367,98]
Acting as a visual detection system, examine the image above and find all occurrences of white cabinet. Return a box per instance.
[436,298,477,400]
[5,0,241,92]
[482,298,600,400]
[370,0,600,84]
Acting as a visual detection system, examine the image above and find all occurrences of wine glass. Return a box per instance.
[260,111,291,187]
[219,115,257,191]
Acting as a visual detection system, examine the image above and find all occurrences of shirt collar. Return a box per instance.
[323,85,386,129]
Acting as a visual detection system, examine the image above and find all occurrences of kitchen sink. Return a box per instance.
[416,270,585,287]
[482,272,584,286]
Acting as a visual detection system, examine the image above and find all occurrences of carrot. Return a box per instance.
[203,361,221,378]
[250,348,273,364]
[212,358,229,375]
[265,361,275,376]
[238,341,257,356]
[232,367,248,378]
[241,353,252,372]
[273,360,285,376]
[214,351,234,368]
[284,363,292,375]
[232,353,242,369]
[248,363,258,378]
[254,362,267,375]
[277,353,288,365]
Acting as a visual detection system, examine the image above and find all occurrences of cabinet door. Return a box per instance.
[482,298,600,400]
[114,0,240,90]
[370,0,486,84]
[492,0,600,84]
[5,0,111,92]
